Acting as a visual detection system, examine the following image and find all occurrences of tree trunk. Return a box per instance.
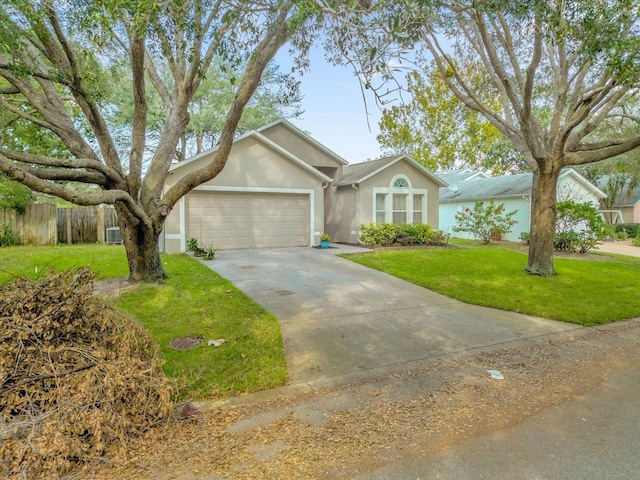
[115,203,167,282]
[526,166,561,276]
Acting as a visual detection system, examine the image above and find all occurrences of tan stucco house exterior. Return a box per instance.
[162,120,445,253]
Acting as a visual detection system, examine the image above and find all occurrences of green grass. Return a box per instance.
[0,245,287,399]
[116,255,287,399]
[342,241,640,326]
[0,244,130,282]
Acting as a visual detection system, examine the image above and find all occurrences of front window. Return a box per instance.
[375,193,387,223]
[392,194,407,224]
[413,194,424,223]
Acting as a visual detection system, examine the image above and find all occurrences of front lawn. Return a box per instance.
[342,241,640,326]
[0,245,287,399]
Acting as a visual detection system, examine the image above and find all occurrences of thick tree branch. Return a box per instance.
[565,137,640,165]
[0,153,146,219]
[0,148,125,188]
[128,35,147,200]
[20,165,107,184]
[161,4,294,215]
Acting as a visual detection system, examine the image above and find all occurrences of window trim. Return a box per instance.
[373,186,428,225]
[390,174,412,189]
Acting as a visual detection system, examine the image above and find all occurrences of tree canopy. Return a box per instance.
[0,0,339,281]
[377,60,525,173]
[391,0,640,276]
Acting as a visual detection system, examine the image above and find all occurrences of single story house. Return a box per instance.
[162,120,445,253]
[438,168,606,242]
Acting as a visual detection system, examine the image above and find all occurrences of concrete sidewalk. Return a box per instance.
[205,245,581,390]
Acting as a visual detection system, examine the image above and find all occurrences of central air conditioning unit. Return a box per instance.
[106,227,123,244]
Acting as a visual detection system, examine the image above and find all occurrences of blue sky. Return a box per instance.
[275,45,389,164]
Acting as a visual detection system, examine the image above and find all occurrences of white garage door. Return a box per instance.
[186,191,310,249]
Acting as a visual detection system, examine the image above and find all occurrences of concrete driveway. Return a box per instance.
[206,245,581,389]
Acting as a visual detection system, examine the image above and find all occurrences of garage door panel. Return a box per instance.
[186,192,310,249]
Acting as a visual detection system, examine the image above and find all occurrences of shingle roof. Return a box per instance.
[437,169,487,185]
[440,172,533,202]
[334,154,447,187]
[334,156,403,186]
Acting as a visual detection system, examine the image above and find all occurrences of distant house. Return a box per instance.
[438,169,606,242]
[595,176,640,224]
[161,120,444,252]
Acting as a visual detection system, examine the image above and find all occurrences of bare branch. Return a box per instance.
[0,148,125,188]
[0,153,145,219]
[566,137,640,165]
[161,3,294,214]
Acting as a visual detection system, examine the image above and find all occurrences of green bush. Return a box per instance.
[186,237,199,252]
[453,199,518,244]
[633,234,640,247]
[554,201,604,254]
[601,226,617,241]
[0,224,17,247]
[612,223,639,238]
[359,223,443,246]
[617,231,629,240]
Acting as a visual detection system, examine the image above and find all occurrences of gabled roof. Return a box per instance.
[440,172,532,202]
[334,154,447,187]
[439,169,606,202]
[169,129,332,182]
[257,119,349,166]
[437,169,489,185]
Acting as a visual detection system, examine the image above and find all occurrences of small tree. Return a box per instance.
[554,200,605,254]
[454,199,518,244]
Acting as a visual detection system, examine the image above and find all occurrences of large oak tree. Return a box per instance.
[412,0,640,276]
[0,0,335,281]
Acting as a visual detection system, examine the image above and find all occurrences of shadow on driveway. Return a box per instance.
[205,245,581,389]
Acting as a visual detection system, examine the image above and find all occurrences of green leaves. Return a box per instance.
[378,61,521,173]
[453,199,518,244]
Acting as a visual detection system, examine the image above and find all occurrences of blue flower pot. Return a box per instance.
[320,240,330,249]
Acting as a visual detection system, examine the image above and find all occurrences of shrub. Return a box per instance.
[601,226,617,241]
[612,223,639,238]
[634,234,640,247]
[359,223,444,246]
[554,200,604,254]
[0,224,17,247]
[188,239,217,260]
[617,231,629,240]
[186,237,199,252]
[453,199,518,244]
[519,232,530,244]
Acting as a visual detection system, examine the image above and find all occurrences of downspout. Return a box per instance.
[321,182,329,245]
[352,184,364,244]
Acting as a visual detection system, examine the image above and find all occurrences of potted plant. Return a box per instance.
[319,232,331,249]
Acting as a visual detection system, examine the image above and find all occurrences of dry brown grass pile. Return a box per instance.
[0,268,175,478]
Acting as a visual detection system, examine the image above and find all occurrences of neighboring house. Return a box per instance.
[438,169,606,242]
[595,176,640,224]
[162,120,444,253]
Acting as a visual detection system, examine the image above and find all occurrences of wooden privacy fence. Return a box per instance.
[0,203,57,246]
[57,207,119,245]
[0,203,118,246]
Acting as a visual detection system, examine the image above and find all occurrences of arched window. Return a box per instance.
[393,177,410,188]
[373,174,426,225]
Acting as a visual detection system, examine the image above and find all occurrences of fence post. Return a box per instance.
[97,208,105,244]
[65,209,72,245]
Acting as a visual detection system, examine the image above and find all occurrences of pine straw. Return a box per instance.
[0,268,175,479]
